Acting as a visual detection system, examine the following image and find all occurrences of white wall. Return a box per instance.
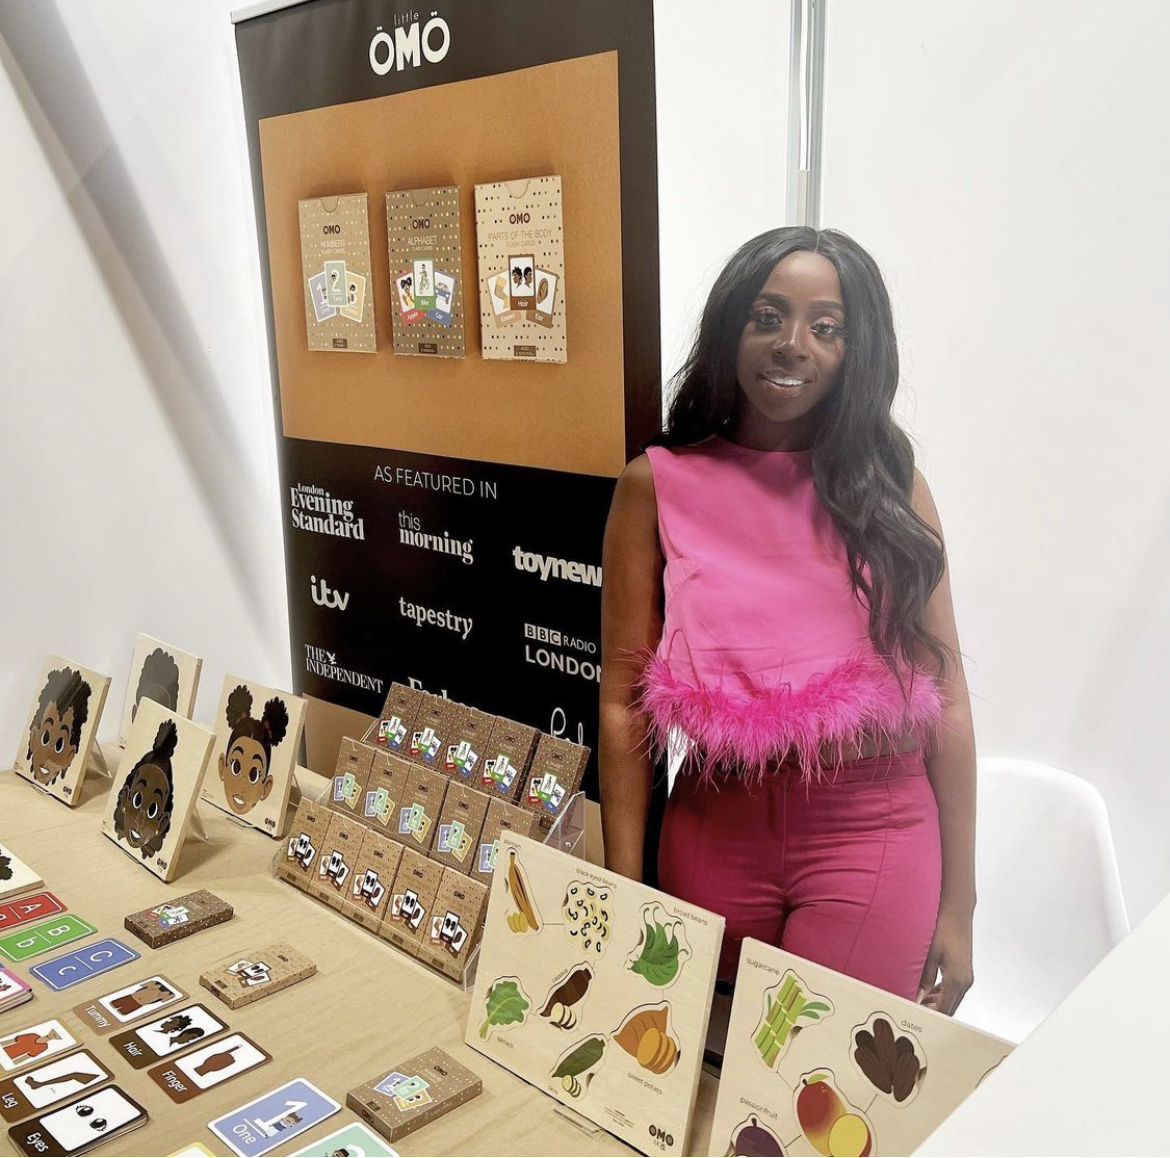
[821,0,1170,921]
[0,0,289,752]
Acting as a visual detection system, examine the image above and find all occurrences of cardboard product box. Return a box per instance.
[391,763,450,853]
[347,1047,482,1144]
[386,185,465,359]
[329,737,377,817]
[342,828,403,932]
[299,192,377,352]
[478,716,539,803]
[431,781,490,875]
[435,700,475,777]
[363,750,413,835]
[278,799,334,888]
[379,848,443,954]
[407,694,452,771]
[474,175,566,363]
[441,705,494,784]
[372,683,425,755]
[470,798,540,886]
[200,942,316,1010]
[521,734,591,831]
[123,891,234,949]
[311,812,370,910]
[417,870,489,979]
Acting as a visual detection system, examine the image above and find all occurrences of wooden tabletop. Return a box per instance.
[0,758,719,1157]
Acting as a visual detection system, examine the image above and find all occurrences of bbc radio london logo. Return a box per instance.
[290,483,364,540]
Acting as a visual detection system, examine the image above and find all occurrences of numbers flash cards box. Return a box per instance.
[299,193,377,352]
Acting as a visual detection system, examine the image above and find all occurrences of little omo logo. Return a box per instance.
[369,15,451,75]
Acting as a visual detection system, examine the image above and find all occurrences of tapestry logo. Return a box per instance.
[290,483,365,540]
[400,597,473,640]
[398,510,474,564]
[310,576,349,611]
[513,547,601,587]
[369,12,451,75]
[304,645,383,694]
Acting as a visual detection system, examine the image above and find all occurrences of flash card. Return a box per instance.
[290,1121,398,1156]
[508,254,535,311]
[324,261,347,307]
[209,1077,340,1157]
[110,1003,227,1068]
[73,974,185,1035]
[0,1049,113,1122]
[149,1032,271,1104]
[429,270,456,326]
[307,272,336,322]
[0,893,66,935]
[531,267,558,327]
[0,917,96,965]
[395,271,423,324]
[0,1020,77,1074]
[200,943,316,1010]
[412,257,436,311]
[340,270,367,323]
[7,1084,147,1156]
[486,270,518,327]
[31,939,139,992]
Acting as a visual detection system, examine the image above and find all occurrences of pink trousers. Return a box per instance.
[658,751,942,1000]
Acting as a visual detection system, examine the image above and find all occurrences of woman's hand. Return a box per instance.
[917,902,974,1015]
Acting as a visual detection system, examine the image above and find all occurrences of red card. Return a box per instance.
[0,893,65,934]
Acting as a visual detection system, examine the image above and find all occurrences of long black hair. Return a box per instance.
[660,226,950,677]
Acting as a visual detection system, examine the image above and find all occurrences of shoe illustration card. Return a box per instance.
[0,1021,77,1074]
[13,655,110,808]
[200,943,316,1011]
[73,974,185,1034]
[7,1084,147,1156]
[706,940,1014,1158]
[347,1049,480,1143]
[123,890,234,949]
[278,801,331,886]
[290,1122,397,1156]
[209,1077,341,1157]
[30,939,139,991]
[100,699,215,882]
[201,675,307,840]
[0,893,66,935]
[110,1003,227,1068]
[0,1050,113,1122]
[149,1032,271,1104]
[299,193,376,352]
[386,186,464,357]
[116,634,202,749]
[0,916,97,965]
[0,844,42,904]
[474,176,567,362]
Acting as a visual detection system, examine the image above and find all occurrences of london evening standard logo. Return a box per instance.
[290,483,364,540]
[512,547,601,587]
[368,10,451,75]
[304,645,383,694]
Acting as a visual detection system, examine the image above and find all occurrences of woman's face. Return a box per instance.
[122,762,171,849]
[733,250,847,448]
[219,735,272,815]
[28,703,77,785]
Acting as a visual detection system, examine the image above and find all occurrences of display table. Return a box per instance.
[0,763,719,1157]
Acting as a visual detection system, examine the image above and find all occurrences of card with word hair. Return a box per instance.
[117,634,202,748]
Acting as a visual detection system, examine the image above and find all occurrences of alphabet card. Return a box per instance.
[299,193,376,352]
[706,940,1014,1158]
[100,699,215,883]
[466,833,724,1157]
[0,843,42,903]
[13,655,110,808]
[200,675,307,839]
[116,633,202,748]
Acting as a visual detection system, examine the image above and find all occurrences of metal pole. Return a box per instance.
[787,0,827,228]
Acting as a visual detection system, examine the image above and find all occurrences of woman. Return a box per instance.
[599,227,975,1013]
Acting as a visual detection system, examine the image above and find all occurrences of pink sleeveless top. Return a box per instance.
[639,437,942,780]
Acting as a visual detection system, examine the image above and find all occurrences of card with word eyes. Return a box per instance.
[0,1050,113,1122]
[73,974,185,1035]
[200,944,316,1011]
[30,939,139,991]
[7,1084,148,1156]
[0,1020,78,1075]
[149,1032,271,1104]
[110,1003,228,1069]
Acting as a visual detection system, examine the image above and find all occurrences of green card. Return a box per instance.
[291,1122,397,1156]
[0,915,97,963]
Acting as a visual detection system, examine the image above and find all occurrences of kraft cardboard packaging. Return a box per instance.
[312,812,369,909]
[330,737,376,816]
[343,828,403,931]
[363,750,412,833]
[479,716,539,802]
[386,186,465,358]
[199,943,316,1010]
[419,870,488,978]
[436,700,475,776]
[471,798,540,885]
[443,706,493,783]
[372,683,424,755]
[280,799,332,886]
[299,192,377,352]
[408,694,451,770]
[393,764,449,853]
[380,848,443,953]
[522,734,590,831]
[431,782,490,875]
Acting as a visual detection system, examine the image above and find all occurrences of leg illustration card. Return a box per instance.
[13,655,111,808]
[298,194,376,353]
[110,1003,228,1068]
[199,943,316,1010]
[706,940,1015,1158]
[149,1032,271,1104]
[116,633,202,748]
[466,834,724,1157]
[73,974,185,1034]
[0,1049,113,1123]
[0,844,42,904]
[100,699,215,882]
[30,939,139,992]
[0,1021,77,1074]
[7,1085,148,1156]
[0,917,97,965]
[209,1077,341,1157]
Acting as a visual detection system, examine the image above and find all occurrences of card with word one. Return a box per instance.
[466,834,725,1157]
[110,1003,228,1069]
[0,1020,78,1075]
[0,1050,114,1123]
[707,940,1015,1158]
[199,943,316,1010]
[210,1078,341,1157]
[7,1084,148,1156]
[149,1032,271,1104]
[0,916,96,965]
[291,1121,398,1156]
[30,939,139,991]
[0,893,66,936]
[72,974,185,1035]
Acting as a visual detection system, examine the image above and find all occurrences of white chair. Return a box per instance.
[955,756,1130,1044]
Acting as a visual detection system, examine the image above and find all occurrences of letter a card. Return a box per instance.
[149,1033,271,1103]
[209,1078,340,1157]
[7,1085,148,1155]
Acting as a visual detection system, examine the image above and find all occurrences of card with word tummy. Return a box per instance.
[200,675,306,839]
[72,974,186,1034]
[707,940,1015,1158]
[466,834,724,1157]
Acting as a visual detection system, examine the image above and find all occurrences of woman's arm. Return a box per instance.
[912,469,977,1015]
[599,454,665,881]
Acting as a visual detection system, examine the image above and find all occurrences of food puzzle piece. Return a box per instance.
[504,849,541,934]
[540,964,593,1031]
[478,976,530,1040]
[613,1002,681,1076]
[727,1113,786,1156]
[794,1069,874,1158]
[753,969,833,1069]
[562,880,612,956]
[627,900,691,988]
[851,1013,926,1105]
[551,1034,606,1098]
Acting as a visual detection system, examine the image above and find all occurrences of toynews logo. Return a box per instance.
[513,547,601,587]
[290,483,365,540]
[369,11,451,75]
[310,576,349,611]
[304,645,384,694]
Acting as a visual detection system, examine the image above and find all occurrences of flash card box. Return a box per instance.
[441,706,493,783]
[379,848,443,954]
[311,812,367,910]
[279,799,333,886]
[362,751,412,834]
[392,764,449,854]
[479,716,539,802]
[371,684,425,755]
[342,829,402,931]
[124,891,233,949]
[416,870,488,980]
[470,799,540,886]
[200,942,316,1010]
[330,738,376,817]
[431,782,489,876]
[522,734,590,831]
[407,695,454,771]
[299,192,377,353]
[347,1047,482,1143]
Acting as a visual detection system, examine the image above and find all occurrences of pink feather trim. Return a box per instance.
[636,651,943,784]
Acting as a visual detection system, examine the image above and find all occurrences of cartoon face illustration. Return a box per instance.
[26,667,91,786]
[131,648,180,722]
[217,685,289,816]
[113,721,178,858]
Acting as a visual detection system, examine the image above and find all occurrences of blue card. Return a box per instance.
[29,937,140,991]
[209,1078,341,1157]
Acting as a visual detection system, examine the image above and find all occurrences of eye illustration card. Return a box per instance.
[13,655,111,808]
[0,1020,77,1074]
[209,1077,340,1157]
[0,917,97,965]
[73,974,185,1034]
[7,1084,148,1156]
[0,893,66,935]
[100,699,215,882]
[123,890,234,949]
[290,1121,398,1157]
[201,675,307,840]
[110,1003,228,1068]
[199,943,316,1011]
[299,193,376,352]
[29,939,139,991]
[149,1032,271,1103]
[0,1050,113,1123]
[116,634,202,748]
